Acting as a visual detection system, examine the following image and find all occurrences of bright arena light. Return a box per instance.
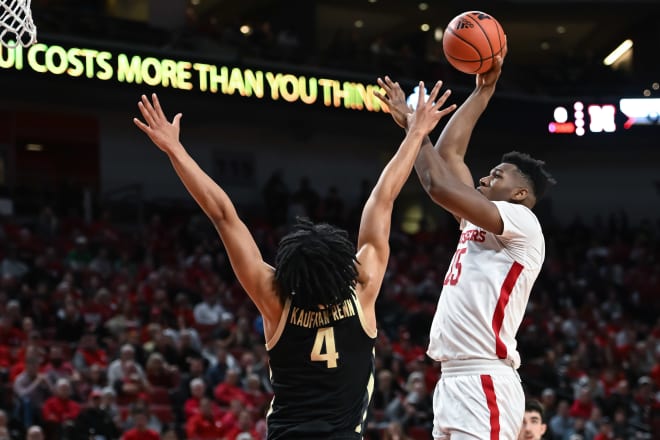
[603,39,633,66]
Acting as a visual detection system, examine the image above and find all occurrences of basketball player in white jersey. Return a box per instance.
[375,52,556,439]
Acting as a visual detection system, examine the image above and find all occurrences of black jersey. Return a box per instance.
[265,294,376,440]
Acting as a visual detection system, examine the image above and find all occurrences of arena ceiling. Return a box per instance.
[192,0,660,96]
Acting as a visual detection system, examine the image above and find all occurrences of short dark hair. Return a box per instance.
[274,217,359,308]
[525,399,545,422]
[501,151,556,199]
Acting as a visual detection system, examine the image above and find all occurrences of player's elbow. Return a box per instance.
[420,170,446,202]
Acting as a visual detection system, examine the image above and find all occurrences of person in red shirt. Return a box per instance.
[569,385,595,420]
[222,408,259,440]
[41,377,81,438]
[243,373,270,411]
[185,397,226,440]
[213,368,249,407]
[184,377,222,420]
[72,332,108,372]
[121,406,160,440]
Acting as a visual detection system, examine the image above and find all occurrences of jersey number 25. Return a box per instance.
[444,247,467,286]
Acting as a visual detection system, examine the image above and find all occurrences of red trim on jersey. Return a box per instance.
[480,375,500,440]
[492,261,524,359]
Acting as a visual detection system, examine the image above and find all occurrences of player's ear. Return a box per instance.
[511,187,528,202]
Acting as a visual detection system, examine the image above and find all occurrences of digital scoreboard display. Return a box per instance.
[548,98,660,135]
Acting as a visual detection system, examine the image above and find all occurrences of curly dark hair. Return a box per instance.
[502,151,556,199]
[274,217,359,308]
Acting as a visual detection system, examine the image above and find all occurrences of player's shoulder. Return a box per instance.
[493,200,540,222]
[492,201,543,238]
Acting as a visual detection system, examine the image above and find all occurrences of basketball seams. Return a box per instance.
[494,20,505,56]
[465,13,494,59]
[444,25,484,73]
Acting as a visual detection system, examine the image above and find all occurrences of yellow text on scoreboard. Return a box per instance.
[0,42,385,112]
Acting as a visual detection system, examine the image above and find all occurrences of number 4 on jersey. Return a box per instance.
[311,327,339,368]
[444,248,467,286]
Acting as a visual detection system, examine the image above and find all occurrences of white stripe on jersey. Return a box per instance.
[427,201,545,369]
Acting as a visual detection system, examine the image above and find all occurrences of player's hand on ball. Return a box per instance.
[134,93,183,154]
[476,36,507,90]
[375,76,411,129]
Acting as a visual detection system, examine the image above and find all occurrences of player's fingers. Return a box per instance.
[427,80,443,104]
[151,93,167,120]
[415,81,426,108]
[139,95,158,122]
[437,104,457,118]
[173,113,182,129]
[376,78,392,93]
[434,89,452,107]
[137,100,156,128]
[133,117,150,134]
[383,76,396,87]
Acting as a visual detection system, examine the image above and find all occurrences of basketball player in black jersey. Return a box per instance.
[134,82,456,439]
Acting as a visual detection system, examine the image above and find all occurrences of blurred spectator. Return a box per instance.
[122,395,163,434]
[183,378,214,420]
[203,344,237,389]
[55,296,86,344]
[193,290,228,327]
[225,316,259,352]
[1,245,29,280]
[121,405,160,440]
[384,371,433,431]
[172,329,202,374]
[243,373,270,411]
[221,408,259,440]
[548,400,573,440]
[73,389,121,439]
[144,352,179,390]
[25,425,44,440]
[213,368,249,407]
[72,332,108,373]
[369,369,402,430]
[107,345,150,404]
[42,345,78,385]
[41,377,80,439]
[569,384,595,419]
[12,353,52,428]
[184,397,224,440]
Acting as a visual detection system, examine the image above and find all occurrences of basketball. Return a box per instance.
[442,11,506,75]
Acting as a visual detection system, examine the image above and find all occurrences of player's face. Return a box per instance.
[477,162,526,202]
[518,411,546,440]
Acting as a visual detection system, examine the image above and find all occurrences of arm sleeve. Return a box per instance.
[492,201,544,269]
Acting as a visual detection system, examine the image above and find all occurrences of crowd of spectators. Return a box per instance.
[0,173,659,440]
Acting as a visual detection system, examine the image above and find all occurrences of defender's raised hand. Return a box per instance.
[374,76,411,129]
[133,93,183,154]
[406,80,456,136]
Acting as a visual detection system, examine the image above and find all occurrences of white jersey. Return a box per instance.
[427,201,544,369]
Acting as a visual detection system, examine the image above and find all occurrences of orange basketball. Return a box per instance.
[442,11,506,75]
